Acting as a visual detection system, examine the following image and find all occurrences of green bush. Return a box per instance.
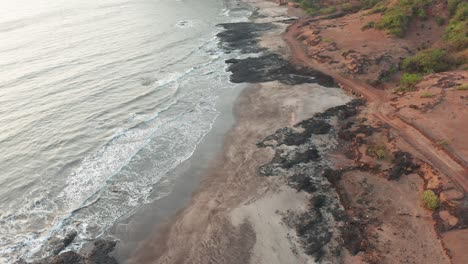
[361,0,386,9]
[457,84,468,90]
[399,73,423,90]
[445,2,468,50]
[435,16,446,26]
[376,5,413,37]
[421,190,440,210]
[368,143,390,159]
[417,8,427,20]
[342,3,358,12]
[320,6,337,15]
[448,0,462,15]
[420,91,433,98]
[375,0,433,37]
[402,49,455,74]
[361,21,376,31]
[369,2,388,14]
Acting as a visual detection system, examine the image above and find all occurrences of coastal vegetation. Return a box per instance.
[402,49,454,74]
[445,2,468,50]
[399,73,423,91]
[457,84,468,90]
[420,91,433,98]
[368,142,390,159]
[421,190,441,209]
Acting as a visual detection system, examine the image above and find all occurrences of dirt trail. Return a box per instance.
[284,20,468,192]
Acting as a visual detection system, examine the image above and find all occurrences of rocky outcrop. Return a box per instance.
[226,53,337,86]
[257,99,368,262]
[15,240,118,264]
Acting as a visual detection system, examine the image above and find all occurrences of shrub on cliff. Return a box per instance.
[375,0,433,37]
[376,5,413,37]
[448,0,462,15]
[421,190,440,210]
[399,73,423,90]
[360,0,386,9]
[445,2,468,50]
[402,49,454,74]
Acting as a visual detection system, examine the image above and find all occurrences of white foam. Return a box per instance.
[175,20,196,29]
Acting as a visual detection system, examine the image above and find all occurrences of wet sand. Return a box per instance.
[111,83,246,262]
[125,81,349,264]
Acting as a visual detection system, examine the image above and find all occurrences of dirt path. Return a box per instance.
[284,20,468,192]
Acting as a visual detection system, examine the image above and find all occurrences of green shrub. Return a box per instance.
[369,2,388,14]
[417,8,427,20]
[448,0,462,15]
[320,6,337,15]
[361,21,376,31]
[435,16,446,26]
[376,5,413,37]
[421,190,440,209]
[457,84,468,90]
[438,139,450,146]
[361,0,385,9]
[399,73,423,90]
[420,91,433,98]
[342,3,358,12]
[368,143,390,159]
[375,0,433,37]
[445,2,468,50]
[402,49,455,74]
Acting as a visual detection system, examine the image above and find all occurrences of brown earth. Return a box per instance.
[284,15,468,192]
[283,4,467,264]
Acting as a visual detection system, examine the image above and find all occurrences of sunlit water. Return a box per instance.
[0,0,251,261]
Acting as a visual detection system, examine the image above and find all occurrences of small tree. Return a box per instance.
[421,190,440,210]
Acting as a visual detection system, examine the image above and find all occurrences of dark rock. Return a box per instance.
[354,125,378,136]
[216,22,276,54]
[225,58,239,64]
[87,240,118,264]
[288,173,317,193]
[275,147,320,169]
[295,118,332,136]
[316,99,366,120]
[226,53,337,86]
[341,222,365,255]
[17,240,118,264]
[312,195,327,209]
[322,169,342,184]
[257,127,308,147]
[53,230,78,255]
[257,163,282,176]
[388,151,420,180]
[338,129,354,141]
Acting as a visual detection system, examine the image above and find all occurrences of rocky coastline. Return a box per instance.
[16,0,467,263]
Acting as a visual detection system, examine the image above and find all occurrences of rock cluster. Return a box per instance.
[257,99,369,261]
[16,240,118,264]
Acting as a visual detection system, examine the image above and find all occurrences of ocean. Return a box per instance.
[0,0,250,261]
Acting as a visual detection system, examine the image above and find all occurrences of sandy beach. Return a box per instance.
[126,82,351,263]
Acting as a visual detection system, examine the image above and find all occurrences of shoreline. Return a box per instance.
[20,0,466,263]
[123,0,466,263]
[110,84,246,262]
[123,1,355,262]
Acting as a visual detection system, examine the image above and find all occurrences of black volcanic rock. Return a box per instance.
[52,230,78,255]
[16,239,118,264]
[226,53,337,86]
[388,151,420,180]
[217,22,276,53]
